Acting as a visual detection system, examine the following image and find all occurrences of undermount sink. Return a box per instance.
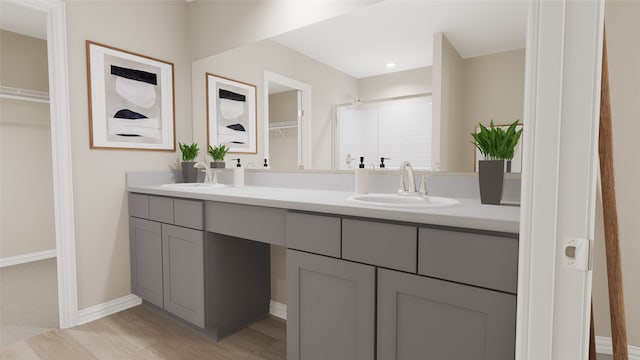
[348,194,460,208]
[161,183,226,189]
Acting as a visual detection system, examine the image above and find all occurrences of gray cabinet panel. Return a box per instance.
[287,250,375,360]
[174,199,203,230]
[128,193,149,219]
[378,268,516,360]
[129,217,163,308]
[285,212,341,257]
[161,224,205,328]
[149,196,174,224]
[205,202,285,245]
[418,228,518,293]
[342,218,417,272]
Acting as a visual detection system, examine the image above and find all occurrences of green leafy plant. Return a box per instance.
[208,144,229,162]
[471,120,523,160]
[179,142,199,161]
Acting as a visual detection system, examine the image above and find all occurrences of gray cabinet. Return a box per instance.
[129,193,205,328]
[377,268,516,360]
[129,217,163,308]
[287,249,375,360]
[162,224,205,328]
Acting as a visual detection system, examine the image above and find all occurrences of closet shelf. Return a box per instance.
[269,121,298,130]
[0,85,50,103]
[269,121,297,138]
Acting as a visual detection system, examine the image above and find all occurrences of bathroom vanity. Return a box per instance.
[127,179,519,360]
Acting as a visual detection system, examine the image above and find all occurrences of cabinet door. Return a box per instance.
[287,249,375,360]
[162,224,205,328]
[378,268,516,360]
[129,217,163,308]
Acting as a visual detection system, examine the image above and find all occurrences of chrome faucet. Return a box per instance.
[399,161,417,194]
[194,162,214,183]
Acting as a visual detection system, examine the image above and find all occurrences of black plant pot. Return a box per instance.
[181,161,198,183]
[210,161,225,169]
[478,160,505,205]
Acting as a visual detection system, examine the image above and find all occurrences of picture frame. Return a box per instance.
[86,41,175,151]
[473,123,523,173]
[206,73,257,154]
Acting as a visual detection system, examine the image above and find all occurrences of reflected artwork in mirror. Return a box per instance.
[206,73,257,154]
[192,1,527,172]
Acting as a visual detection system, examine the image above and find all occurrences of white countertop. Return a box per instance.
[127,184,520,234]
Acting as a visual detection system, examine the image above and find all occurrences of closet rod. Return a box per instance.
[0,85,49,104]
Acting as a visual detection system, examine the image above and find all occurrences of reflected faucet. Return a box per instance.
[194,162,214,183]
[399,161,417,194]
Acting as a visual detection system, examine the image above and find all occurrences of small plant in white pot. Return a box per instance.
[471,120,523,205]
[208,144,229,168]
[179,142,200,183]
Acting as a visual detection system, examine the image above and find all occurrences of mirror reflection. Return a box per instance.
[192,1,527,172]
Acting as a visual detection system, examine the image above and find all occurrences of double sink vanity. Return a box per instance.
[127,172,520,360]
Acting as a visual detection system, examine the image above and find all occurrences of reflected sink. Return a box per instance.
[161,183,226,189]
[348,194,460,208]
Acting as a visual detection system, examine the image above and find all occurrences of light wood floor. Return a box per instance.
[0,305,285,360]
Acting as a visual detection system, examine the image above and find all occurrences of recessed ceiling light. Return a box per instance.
[386,62,397,68]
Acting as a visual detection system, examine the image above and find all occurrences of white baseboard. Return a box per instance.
[269,300,287,320]
[77,294,142,326]
[596,336,640,359]
[0,249,57,268]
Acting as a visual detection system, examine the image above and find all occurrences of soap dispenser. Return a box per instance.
[355,156,369,194]
[232,158,244,187]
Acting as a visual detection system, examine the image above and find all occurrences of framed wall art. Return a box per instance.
[206,73,257,154]
[86,41,175,150]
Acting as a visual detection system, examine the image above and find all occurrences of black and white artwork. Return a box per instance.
[206,73,257,154]
[87,41,175,150]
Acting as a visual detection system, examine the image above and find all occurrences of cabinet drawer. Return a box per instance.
[205,202,286,245]
[174,199,203,230]
[149,196,174,224]
[342,219,417,273]
[128,193,149,219]
[285,212,341,257]
[418,228,518,293]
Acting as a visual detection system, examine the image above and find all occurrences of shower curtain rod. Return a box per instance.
[335,92,432,108]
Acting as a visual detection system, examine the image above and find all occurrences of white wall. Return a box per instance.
[192,39,358,170]
[0,30,55,258]
[433,33,465,171]
[189,1,379,61]
[459,49,525,172]
[591,0,640,347]
[357,67,432,101]
[66,1,192,310]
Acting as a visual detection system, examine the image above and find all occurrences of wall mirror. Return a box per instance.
[192,1,527,172]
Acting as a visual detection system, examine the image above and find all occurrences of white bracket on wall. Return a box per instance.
[563,238,593,271]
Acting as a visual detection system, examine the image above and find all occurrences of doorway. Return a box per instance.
[0,2,58,345]
[263,71,312,170]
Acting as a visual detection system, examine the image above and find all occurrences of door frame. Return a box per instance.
[6,0,79,329]
[516,0,604,358]
[263,70,312,169]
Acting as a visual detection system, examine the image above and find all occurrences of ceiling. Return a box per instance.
[0,1,47,40]
[272,0,528,79]
[0,1,527,79]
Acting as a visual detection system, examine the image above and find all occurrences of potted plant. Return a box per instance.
[471,120,523,205]
[179,142,199,183]
[208,144,229,168]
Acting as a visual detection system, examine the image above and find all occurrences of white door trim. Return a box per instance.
[263,70,312,169]
[6,0,79,329]
[517,0,604,359]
